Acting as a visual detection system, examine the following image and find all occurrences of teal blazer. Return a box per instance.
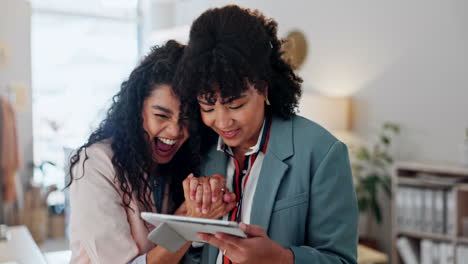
[191,115,358,264]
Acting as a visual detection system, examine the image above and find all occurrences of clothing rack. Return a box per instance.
[0,85,16,224]
[0,92,4,223]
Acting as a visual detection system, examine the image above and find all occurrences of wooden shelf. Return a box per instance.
[397,177,454,188]
[457,236,468,244]
[397,231,453,242]
[456,184,468,192]
[395,161,468,176]
[392,161,468,264]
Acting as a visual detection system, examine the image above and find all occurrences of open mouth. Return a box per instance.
[154,137,178,157]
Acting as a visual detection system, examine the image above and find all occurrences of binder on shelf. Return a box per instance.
[397,237,419,264]
[415,188,424,233]
[444,243,455,264]
[446,190,455,236]
[433,190,445,234]
[423,189,433,233]
[396,187,404,231]
[456,245,467,264]
[420,239,432,264]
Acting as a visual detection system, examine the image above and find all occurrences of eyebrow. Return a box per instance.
[198,94,247,105]
[197,100,213,106]
[152,105,173,115]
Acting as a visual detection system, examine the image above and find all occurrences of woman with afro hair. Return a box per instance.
[68,40,236,264]
[176,5,358,264]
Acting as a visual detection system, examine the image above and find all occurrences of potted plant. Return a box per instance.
[351,122,400,246]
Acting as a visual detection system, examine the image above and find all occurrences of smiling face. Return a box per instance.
[142,84,189,164]
[198,83,267,154]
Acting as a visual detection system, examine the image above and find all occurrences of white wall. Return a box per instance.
[214,0,468,163]
[173,0,468,258]
[0,0,33,188]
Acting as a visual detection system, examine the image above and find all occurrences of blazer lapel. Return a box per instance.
[250,116,294,232]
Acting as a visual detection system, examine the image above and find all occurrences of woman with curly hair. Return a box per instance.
[68,40,236,264]
[176,5,358,264]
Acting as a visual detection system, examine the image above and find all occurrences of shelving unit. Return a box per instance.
[392,161,468,264]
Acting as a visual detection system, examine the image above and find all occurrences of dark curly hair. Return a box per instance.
[174,5,302,123]
[66,40,197,213]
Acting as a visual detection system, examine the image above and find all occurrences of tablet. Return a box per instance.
[141,212,247,252]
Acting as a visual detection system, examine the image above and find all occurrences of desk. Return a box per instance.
[0,226,47,264]
[358,244,388,264]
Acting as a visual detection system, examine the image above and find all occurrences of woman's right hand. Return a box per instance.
[182,174,236,219]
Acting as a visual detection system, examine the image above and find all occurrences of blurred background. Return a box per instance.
[1,0,467,263]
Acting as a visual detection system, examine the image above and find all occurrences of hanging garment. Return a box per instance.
[0,96,21,202]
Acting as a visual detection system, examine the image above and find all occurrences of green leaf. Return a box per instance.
[380,153,393,164]
[358,197,369,212]
[381,175,392,199]
[362,175,379,196]
[371,196,382,223]
[357,147,370,161]
[352,164,364,174]
[381,135,390,145]
[383,122,400,134]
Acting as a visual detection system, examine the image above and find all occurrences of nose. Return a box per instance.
[166,120,183,138]
[215,109,233,130]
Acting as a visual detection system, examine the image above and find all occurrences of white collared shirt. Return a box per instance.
[215,119,268,264]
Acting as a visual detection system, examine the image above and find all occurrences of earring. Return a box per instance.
[265,97,271,105]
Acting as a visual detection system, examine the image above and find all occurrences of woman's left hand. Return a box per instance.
[197,223,294,264]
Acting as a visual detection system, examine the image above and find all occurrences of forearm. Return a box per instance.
[146,242,192,264]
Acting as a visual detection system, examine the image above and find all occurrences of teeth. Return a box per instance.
[223,130,236,135]
[159,137,177,145]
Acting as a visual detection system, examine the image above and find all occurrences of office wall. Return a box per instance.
[0,0,33,189]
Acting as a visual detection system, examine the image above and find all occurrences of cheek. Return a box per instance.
[200,112,214,127]
[240,105,264,128]
[143,117,159,137]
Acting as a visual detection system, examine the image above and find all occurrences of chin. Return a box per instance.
[155,156,173,164]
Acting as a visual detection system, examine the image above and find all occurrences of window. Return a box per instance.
[31,1,139,189]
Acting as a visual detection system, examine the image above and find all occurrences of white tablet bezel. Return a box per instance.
[141,212,247,243]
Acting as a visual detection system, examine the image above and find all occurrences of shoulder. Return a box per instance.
[275,115,348,166]
[72,139,116,184]
[291,115,335,140]
[273,114,340,151]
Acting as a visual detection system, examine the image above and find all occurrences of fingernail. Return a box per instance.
[196,208,201,213]
[202,208,208,214]
[212,197,217,202]
[215,233,222,239]
[197,234,205,241]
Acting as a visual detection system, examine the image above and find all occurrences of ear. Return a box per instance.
[262,81,269,104]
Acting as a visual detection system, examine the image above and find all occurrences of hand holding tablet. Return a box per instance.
[141,212,246,252]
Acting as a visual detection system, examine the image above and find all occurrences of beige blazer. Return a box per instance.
[69,141,169,264]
